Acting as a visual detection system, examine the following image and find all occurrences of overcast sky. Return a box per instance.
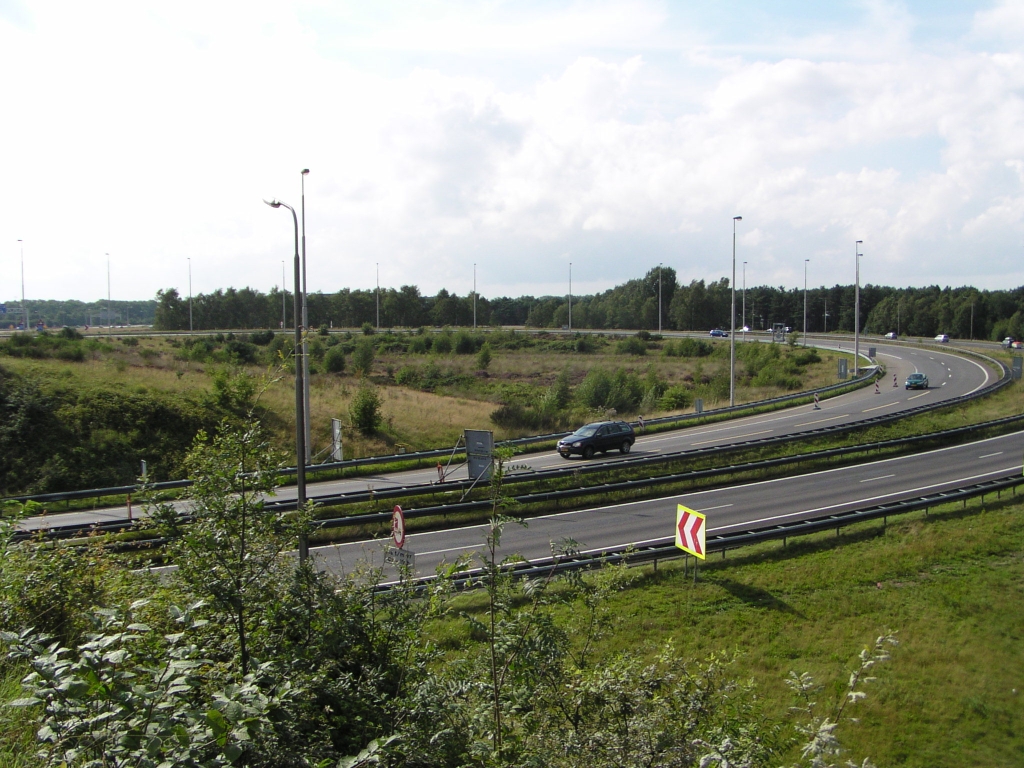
[2,1,1023,303]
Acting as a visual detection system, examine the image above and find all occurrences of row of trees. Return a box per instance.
[8,269,1009,342]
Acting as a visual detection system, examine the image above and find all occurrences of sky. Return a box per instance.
[1,0,1023,303]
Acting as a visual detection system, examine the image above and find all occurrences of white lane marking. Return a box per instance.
[418,543,480,556]
[709,465,1020,533]
[322,429,1024,555]
[698,504,734,511]
[941,382,947,386]
[907,392,930,400]
[860,474,896,483]
[795,414,849,426]
[862,402,900,413]
[978,452,1003,459]
[691,429,772,446]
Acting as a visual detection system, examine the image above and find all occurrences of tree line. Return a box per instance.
[12,269,1024,341]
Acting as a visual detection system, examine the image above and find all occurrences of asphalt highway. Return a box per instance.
[314,429,1024,580]
[19,341,996,532]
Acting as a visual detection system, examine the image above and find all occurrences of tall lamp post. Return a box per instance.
[107,254,112,335]
[473,263,477,329]
[803,259,809,347]
[300,169,311,463]
[188,257,193,333]
[730,216,742,407]
[742,261,747,341]
[854,240,862,374]
[568,262,572,333]
[376,263,380,330]
[281,261,286,330]
[658,262,662,334]
[18,239,27,330]
[263,198,308,565]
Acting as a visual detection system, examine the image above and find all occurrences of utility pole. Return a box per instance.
[18,239,27,330]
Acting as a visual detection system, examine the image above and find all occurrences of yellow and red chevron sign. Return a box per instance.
[675,504,706,559]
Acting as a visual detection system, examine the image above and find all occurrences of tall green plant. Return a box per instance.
[150,422,305,676]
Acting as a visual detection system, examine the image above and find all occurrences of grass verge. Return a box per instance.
[435,490,1024,766]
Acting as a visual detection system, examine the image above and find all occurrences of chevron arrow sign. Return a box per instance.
[675,504,706,560]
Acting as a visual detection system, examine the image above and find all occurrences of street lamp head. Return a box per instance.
[301,169,309,175]
[734,216,742,221]
[264,198,282,208]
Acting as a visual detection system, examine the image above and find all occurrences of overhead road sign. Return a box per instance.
[675,504,706,559]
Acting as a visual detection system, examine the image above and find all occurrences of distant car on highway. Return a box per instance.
[934,334,949,343]
[1013,341,1024,350]
[884,332,898,340]
[709,329,729,337]
[557,421,636,460]
[1002,337,1015,348]
[905,372,929,390]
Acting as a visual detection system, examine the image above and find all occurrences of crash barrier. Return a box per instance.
[382,472,1024,592]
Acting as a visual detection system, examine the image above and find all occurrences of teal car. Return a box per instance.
[905,373,928,390]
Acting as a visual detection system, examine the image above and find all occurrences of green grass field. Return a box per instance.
[437,493,1024,766]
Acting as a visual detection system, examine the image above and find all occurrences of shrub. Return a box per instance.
[351,338,375,375]
[409,335,431,354]
[250,329,276,345]
[349,382,383,434]
[575,335,597,353]
[433,332,453,355]
[617,337,647,356]
[361,322,375,335]
[476,342,492,370]
[454,330,479,355]
[394,365,420,386]
[660,384,693,409]
[59,327,83,341]
[323,345,346,374]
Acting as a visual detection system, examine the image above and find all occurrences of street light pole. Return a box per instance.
[188,257,193,333]
[803,259,809,347]
[742,260,747,341]
[658,263,662,334]
[281,261,286,330]
[730,216,742,407]
[568,262,572,333]
[263,198,308,565]
[18,239,27,330]
[107,254,112,335]
[855,240,862,374]
[376,263,380,330]
[473,263,477,330]
[300,169,311,464]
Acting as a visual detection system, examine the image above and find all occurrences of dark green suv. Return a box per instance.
[557,421,636,459]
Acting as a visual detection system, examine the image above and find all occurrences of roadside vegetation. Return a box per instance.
[0,328,846,496]
[1,421,1021,766]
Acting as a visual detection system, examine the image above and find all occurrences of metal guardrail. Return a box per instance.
[29,404,1023,548]
[1,367,880,506]
[399,472,1024,591]
[13,361,1016,543]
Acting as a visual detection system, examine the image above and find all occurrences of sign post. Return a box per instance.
[675,504,706,583]
[385,505,414,569]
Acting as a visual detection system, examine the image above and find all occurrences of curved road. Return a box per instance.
[316,429,1024,579]
[20,341,996,533]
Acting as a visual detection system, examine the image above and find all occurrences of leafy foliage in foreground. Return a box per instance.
[1,424,898,768]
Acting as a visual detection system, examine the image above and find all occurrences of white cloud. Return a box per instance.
[2,0,1024,303]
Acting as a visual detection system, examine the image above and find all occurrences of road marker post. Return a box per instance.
[813,392,820,410]
[893,373,897,387]
[874,380,880,394]
[675,504,706,585]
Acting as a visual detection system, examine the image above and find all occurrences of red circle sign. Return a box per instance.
[391,505,406,549]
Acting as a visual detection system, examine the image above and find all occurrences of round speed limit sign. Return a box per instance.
[391,505,406,549]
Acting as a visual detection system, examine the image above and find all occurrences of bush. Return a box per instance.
[349,382,383,434]
[660,384,693,409]
[617,337,647,356]
[394,365,420,386]
[454,330,479,355]
[433,333,453,355]
[250,329,276,345]
[351,338,375,375]
[361,322,375,335]
[323,345,346,374]
[476,343,492,370]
